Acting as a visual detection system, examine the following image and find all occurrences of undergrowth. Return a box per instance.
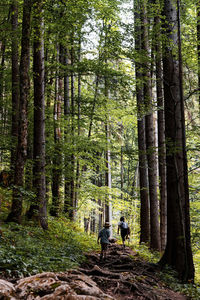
[130,242,200,300]
[1,219,200,299]
[0,217,98,278]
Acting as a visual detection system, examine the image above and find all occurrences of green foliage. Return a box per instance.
[131,242,161,263]
[159,266,200,300]
[131,243,200,300]
[0,218,98,278]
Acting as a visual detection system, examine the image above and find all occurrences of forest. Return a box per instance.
[0,0,200,298]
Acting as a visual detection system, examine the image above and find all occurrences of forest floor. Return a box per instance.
[0,243,190,299]
[79,243,189,300]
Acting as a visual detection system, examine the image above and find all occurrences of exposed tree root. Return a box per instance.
[80,244,188,300]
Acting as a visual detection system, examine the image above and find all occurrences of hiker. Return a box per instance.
[117,216,130,249]
[97,222,111,260]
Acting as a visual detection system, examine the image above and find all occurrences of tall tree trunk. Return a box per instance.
[0,16,8,138]
[104,86,112,227]
[69,34,75,220]
[7,0,31,223]
[159,0,194,282]
[0,8,9,125]
[197,0,200,114]
[120,124,124,201]
[32,0,48,229]
[75,38,81,214]
[141,0,160,251]
[50,44,62,217]
[10,0,20,181]
[105,121,112,224]
[104,23,112,228]
[134,0,150,244]
[64,48,71,214]
[154,14,167,251]
[88,76,99,138]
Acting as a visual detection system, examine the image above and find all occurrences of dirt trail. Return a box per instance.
[79,243,189,300]
[0,243,190,299]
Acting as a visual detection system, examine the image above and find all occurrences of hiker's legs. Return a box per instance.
[122,239,125,250]
[103,243,108,259]
[100,243,107,260]
[100,244,104,260]
[121,231,126,250]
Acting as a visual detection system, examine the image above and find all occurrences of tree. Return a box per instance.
[50,43,63,217]
[141,0,160,251]
[32,0,48,229]
[197,0,200,114]
[159,0,194,282]
[10,0,20,181]
[7,0,32,223]
[134,0,150,244]
[153,6,167,251]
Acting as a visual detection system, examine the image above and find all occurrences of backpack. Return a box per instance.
[120,221,127,229]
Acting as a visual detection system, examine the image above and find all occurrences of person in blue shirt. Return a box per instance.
[117,216,130,249]
[97,222,111,260]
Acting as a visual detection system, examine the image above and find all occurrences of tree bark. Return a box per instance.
[7,0,31,223]
[50,44,63,217]
[197,0,200,114]
[134,0,150,245]
[32,0,48,229]
[104,23,112,229]
[154,14,167,251]
[64,47,71,214]
[159,0,194,282]
[10,0,20,181]
[75,38,81,215]
[69,34,75,220]
[141,0,160,251]
[105,121,112,225]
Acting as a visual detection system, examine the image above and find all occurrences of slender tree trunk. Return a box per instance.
[104,23,112,228]
[50,44,62,217]
[7,0,31,223]
[134,0,150,244]
[64,48,71,214]
[75,38,81,214]
[10,0,20,181]
[97,167,103,231]
[159,0,194,282]
[197,0,200,114]
[104,121,112,225]
[32,0,48,229]
[154,14,167,251]
[88,76,99,138]
[120,124,124,200]
[141,0,160,251]
[0,6,10,122]
[104,87,112,227]
[0,34,7,136]
[69,34,75,220]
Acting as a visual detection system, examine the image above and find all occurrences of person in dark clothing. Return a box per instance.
[117,216,130,249]
[97,222,111,260]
